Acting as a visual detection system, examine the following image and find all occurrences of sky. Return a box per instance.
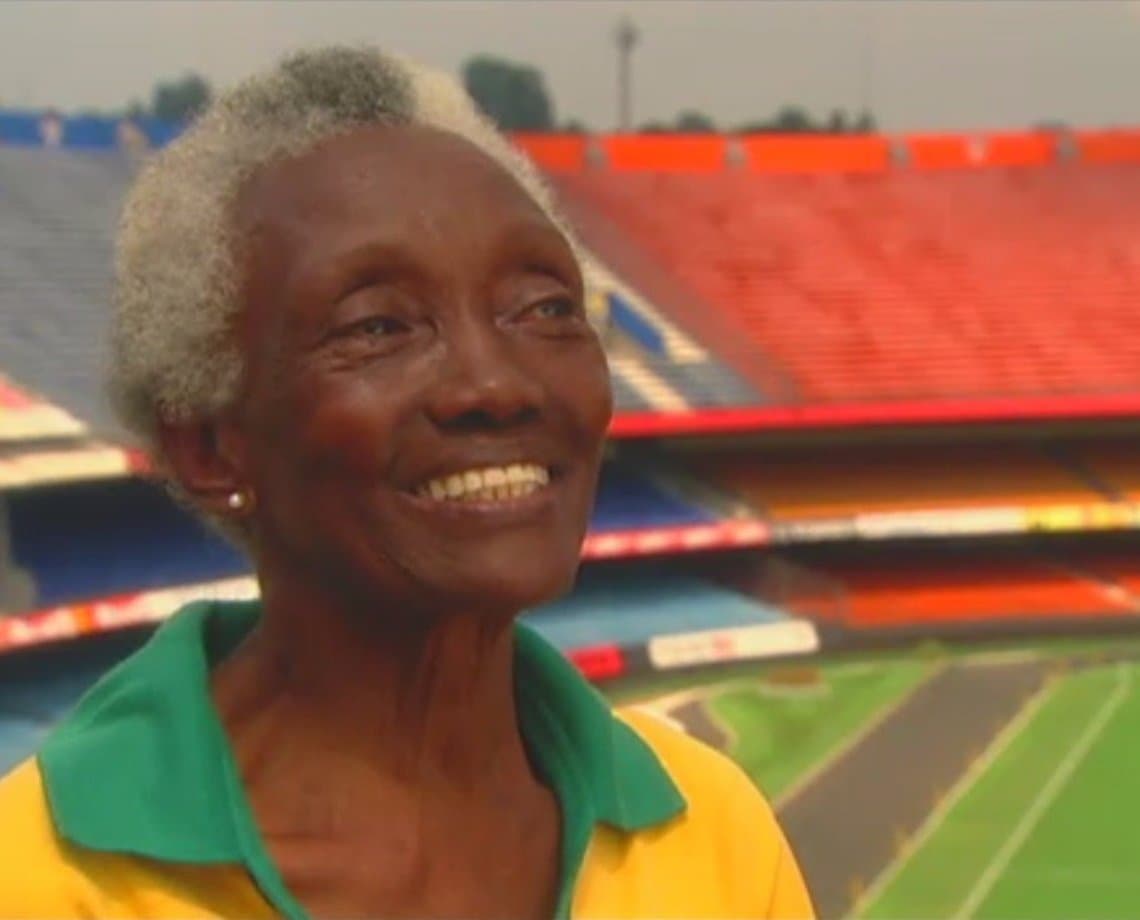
[1,1,1139,132]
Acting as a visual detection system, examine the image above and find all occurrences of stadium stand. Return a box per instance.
[524,563,791,650]
[589,464,717,532]
[0,140,759,426]
[0,148,128,433]
[812,550,1140,627]
[549,147,1140,412]
[0,631,147,773]
[1078,441,1140,501]
[1075,555,1140,596]
[1,463,733,611]
[692,443,1108,520]
[2,115,1140,699]
[7,479,248,608]
[0,111,179,151]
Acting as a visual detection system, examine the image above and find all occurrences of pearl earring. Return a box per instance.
[227,491,247,511]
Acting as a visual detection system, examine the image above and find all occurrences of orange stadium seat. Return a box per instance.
[691,444,1103,520]
[555,164,1140,405]
[1076,441,1140,501]
[817,555,1139,627]
[1077,557,1140,596]
[1052,546,1140,597]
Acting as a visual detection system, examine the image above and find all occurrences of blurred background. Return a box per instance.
[2,2,1140,917]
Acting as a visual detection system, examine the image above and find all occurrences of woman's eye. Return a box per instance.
[355,315,408,337]
[527,298,580,321]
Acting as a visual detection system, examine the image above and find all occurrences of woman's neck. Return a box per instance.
[210,573,533,794]
[208,573,564,919]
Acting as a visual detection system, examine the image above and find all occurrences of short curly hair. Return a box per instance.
[109,45,570,454]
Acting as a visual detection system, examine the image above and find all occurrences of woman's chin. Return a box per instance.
[435,559,579,620]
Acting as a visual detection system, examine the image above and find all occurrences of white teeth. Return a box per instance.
[416,464,552,504]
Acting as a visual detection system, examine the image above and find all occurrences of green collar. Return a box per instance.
[39,600,684,917]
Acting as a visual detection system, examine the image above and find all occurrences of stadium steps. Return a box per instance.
[606,351,689,411]
[524,565,788,650]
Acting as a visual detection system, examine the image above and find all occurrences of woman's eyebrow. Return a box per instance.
[290,240,427,302]
[488,221,578,275]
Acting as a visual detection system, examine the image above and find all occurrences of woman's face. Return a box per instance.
[229,124,612,618]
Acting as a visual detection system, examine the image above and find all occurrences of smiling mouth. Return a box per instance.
[412,463,553,504]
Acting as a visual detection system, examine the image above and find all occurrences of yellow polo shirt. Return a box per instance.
[0,600,813,918]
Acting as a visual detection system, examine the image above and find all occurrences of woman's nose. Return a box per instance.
[424,322,544,431]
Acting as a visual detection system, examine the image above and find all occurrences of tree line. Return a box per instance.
[50,74,212,124]
[461,55,877,134]
[66,56,876,134]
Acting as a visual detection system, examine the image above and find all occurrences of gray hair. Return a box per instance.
[109,45,569,453]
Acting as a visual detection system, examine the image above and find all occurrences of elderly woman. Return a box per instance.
[0,47,811,919]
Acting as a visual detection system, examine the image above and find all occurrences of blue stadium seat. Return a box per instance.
[0,632,144,772]
[62,117,118,150]
[0,718,48,774]
[590,465,716,532]
[525,565,787,650]
[138,117,182,149]
[6,465,712,610]
[607,291,666,356]
[0,109,184,151]
[0,112,43,146]
[8,479,248,609]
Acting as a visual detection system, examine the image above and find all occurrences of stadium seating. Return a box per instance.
[0,633,141,772]
[4,122,1140,679]
[524,564,788,650]
[695,444,1106,520]
[61,117,119,150]
[0,112,44,146]
[557,164,1140,405]
[816,552,1140,626]
[7,479,248,608]
[590,465,716,532]
[1,462,719,611]
[1049,545,1140,597]
[0,144,755,424]
[1079,556,1140,596]
[0,148,130,432]
[1077,441,1140,501]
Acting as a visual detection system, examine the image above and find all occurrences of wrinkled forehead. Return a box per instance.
[234,123,565,255]
[229,123,581,343]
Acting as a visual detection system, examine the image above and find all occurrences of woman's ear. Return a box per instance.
[156,415,252,517]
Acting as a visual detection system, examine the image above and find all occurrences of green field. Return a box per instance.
[619,643,1140,919]
[707,659,931,800]
[858,661,1140,920]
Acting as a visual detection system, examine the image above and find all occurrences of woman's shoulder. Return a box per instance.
[0,757,109,913]
[615,704,772,813]
[0,756,57,848]
[608,706,815,918]
[0,757,274,918]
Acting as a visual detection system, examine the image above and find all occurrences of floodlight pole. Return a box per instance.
[860,5,877,124]
[615,17,639,132]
